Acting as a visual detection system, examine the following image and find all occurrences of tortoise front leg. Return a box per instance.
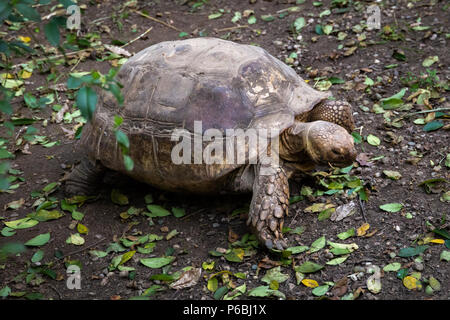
[247,163,289,250]
[64,158,106,196]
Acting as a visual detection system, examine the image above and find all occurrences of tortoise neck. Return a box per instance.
[279,123,309,162]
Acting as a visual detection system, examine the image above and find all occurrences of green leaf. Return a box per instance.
[337,228,355,240]
[15,3,41,22]
[172,207,186,218]
[326,255,349,265]
[398,245,429,258]
[140,256,175,268]
[380,88,407,109]
[423,120,443,132]
[248,285,285,299]
[28,209,64,222]
[422,56,439,67]
[261,266,289,285]
[115,130,129,149]
[293,17,306,32]
[295,261,324,273]
[308,235,326,253]
[31,249,44,263]
[327,241,358,252]
[440,250,450,262]
[261,14,275,22]
[0,100,12,115]
[66,233,85,246]
[208,12,222,20]
[247,15,257,24]
[383,170,402,180]
[44,19,60,46]
[89,250,108,258]
[179,32,189,38]
[0,286,11,298]
[1,227,16,237]
[379,203,403,213]
[383,262,401,272]
[0,242,26,259]
[76,86,97,121]
[213,286,228,300]
[366,134,380,146]
[4,217,39,229]
[0,148,14,159]
[286,245,309,254]
[224,248,244,263]
[25,233,50,247]
[312,285,330,296]
[111,189,129,205]
[323,25,333,35]
[123,154,134,171]
[71,211,84,221]
[146,205,171,217]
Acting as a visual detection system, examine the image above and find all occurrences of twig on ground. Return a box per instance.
[358,195,367,223]
[133,10,182,32]
[121,26,153,48]
[215,25,249,33]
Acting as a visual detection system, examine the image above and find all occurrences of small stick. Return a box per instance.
[358,195,367,223]
[215,25,249,33]
[133,10,182,32]
[121,26,153,48]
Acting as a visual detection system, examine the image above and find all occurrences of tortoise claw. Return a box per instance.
[265,239,273,250]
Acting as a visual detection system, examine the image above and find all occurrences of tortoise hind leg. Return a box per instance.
[246,163,289,250]
[64,158,106,196]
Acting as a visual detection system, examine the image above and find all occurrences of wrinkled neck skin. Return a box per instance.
[279,122,317,172]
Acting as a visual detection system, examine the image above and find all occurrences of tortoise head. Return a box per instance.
[303,120,357,166]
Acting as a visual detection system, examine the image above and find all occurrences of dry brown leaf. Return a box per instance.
[169,268,202,290]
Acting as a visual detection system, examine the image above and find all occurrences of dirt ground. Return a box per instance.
[0,0,449,301]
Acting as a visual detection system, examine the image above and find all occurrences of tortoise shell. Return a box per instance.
[80,38,331,193]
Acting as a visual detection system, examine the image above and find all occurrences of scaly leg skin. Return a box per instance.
[309,100,355,133]
[64,158,106,196]
[247,163,289,250]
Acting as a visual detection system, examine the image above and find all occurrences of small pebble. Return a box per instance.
[414,262,424,271]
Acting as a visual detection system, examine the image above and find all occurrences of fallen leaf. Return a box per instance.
[66,233,85,246]
[357,223,370,236]
[262,266,289,285]
[383,262,401,272]
[312,285,330,296]
[383,170,402,180]
[379,203,403,213]
[247,285,285,299]
[111,189,128,205]
[308,235,326,253]
[301,279,319,288]
[25,233,50,246]
[140,256,175,268]
[403,276,418,290]
[367,134,381,146]
[295,261,324,273]
[422,56,439,67]
[326,255,349,265]
[4,198,25,210]
[367,266,381,294]
[331,201,357,221]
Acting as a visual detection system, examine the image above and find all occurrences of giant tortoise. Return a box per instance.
[66,38,357,250]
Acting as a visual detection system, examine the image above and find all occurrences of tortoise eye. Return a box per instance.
[331,148,340,156]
